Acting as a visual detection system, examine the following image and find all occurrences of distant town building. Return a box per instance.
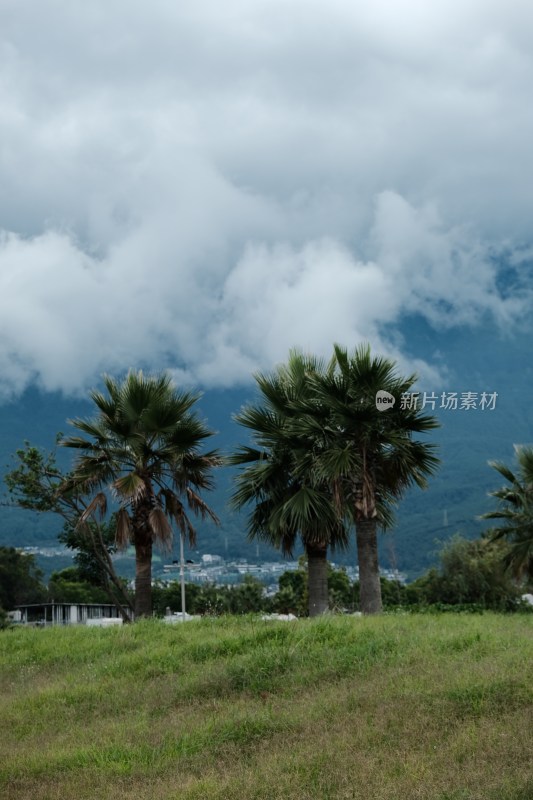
[201,554,223,565]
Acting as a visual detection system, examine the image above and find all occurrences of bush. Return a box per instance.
[48,568,110,604]
[404,536,525,611]
[152,576,271,617]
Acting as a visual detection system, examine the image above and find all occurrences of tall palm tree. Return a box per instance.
[230,353,349,617]
[482,445,533,579]
[60,370,220,618]
[298,344,440,614]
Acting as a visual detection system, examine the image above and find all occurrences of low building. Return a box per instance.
[14,603,121,626]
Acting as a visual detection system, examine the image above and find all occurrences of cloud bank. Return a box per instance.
[0,0,532,397]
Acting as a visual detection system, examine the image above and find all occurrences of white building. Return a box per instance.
[14,603,122,626]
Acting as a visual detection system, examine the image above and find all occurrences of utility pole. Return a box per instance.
[180,530,186,621]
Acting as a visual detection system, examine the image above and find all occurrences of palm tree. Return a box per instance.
[482,445,533,579]
[230,353,349,617]
[60,370,220,618]
[298,344,440,614]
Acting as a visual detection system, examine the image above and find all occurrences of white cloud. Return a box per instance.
[0,0,532,397]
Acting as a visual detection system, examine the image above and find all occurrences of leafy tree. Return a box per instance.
[328,565,356,611]
[0,547,47,611]
[230,353,349,616]
[48,567,110,604]
[272,564,308,616]
[4,443,134,619]
[152,581,210,616]
[227,575,267,613]
[299,344,439,614]
[188,585,231,615]
[153,576,269,616]
[379,577,406,608]
[274,560,359,614]
[60,371,221,618]
[272,565,406,614]
[57,515,131,603]
[405,535,524,610]
[482,445,533,579]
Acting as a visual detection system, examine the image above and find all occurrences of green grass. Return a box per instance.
[0,613,532,800]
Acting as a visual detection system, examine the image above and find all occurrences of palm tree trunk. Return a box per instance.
[356,518,382,614]
[306,542,328,617]
[134,534,153,618]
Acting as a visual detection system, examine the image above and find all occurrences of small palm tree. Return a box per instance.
[60,371,220,618]
[482,445,533,579]
[301,344,440,614]
[230,353,349,617]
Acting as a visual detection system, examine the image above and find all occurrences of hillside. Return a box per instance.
[1,614,532,800]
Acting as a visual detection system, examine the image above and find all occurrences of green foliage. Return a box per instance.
[4,443,133,618]
[230,353,349,552]
[405,535,525,611]
[269,537,528,615]
[151,543,525,619]
[0,546,47,610]
[273,565,308,615]
[47,568,110,604]
[228,574,268,614]
[268,559,361,616]
[4,441,64,513]
[60,370,221,618]
[483,445,533,579]
[231,344,440,616]
[272,563,410,615]
[230,352,351,617]
[328,565,358,611]
[379,576,405,607]
[152,575,270,617]
[302,343,440,614]
[57,515,124,592]
[308,343,441,520]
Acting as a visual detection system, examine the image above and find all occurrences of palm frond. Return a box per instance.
[482,446,533,579]
[158,489,197,546]
[115,508,133,550]
[487,460,518,486]
[80,491,107,523]
[112,472,147,503]
[185,487,220,524]
[59,434,98,450]
[148,507,173,548]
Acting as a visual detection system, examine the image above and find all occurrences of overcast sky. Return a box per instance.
[1,0,532,397]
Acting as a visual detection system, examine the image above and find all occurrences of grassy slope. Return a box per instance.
[0,614,532,800]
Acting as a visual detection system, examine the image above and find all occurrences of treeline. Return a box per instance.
[2,347,533,622]
[153,536,531,617]
[2,535,531,627]
[0,548,111,626]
